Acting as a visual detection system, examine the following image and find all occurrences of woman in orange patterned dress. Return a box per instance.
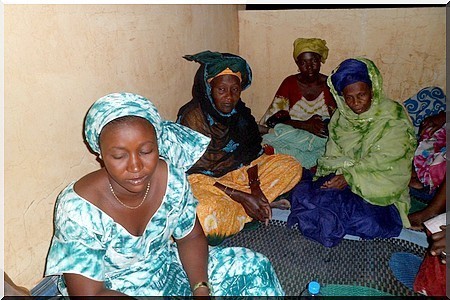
[177,51,302,244]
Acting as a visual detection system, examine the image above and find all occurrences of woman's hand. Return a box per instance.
[287,115,328,137]
[214,182,271,223]
[321,174,348,190]
[266,110,291,128]
[245,185,272,225]
[430,225,446,264]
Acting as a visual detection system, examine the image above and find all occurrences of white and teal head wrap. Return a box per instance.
[84,92,210,171]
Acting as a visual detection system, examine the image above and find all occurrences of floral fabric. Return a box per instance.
[403,86,447,191]
[189,154,301,243]
[414,124,446,191]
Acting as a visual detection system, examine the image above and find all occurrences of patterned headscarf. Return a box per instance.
[177,51,262,175]
[84,92,211,171]
[183,50,253,118]
[293,38,329,63]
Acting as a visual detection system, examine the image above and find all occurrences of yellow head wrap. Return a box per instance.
[293,38,329,64]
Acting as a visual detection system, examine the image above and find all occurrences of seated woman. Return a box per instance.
[44,93,284,296]
[408,112,446,229]
[259,38,336,169]
[402,88,446,229]
[287,58,417,247]
[177,51,302,244]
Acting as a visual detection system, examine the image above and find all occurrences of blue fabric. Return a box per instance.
[330,59,372,96]
[389,252,422,290]
[409,186,436,202]
[403,86,446,136]
[262,123,327,169]
[31,276,60,297]
[287,174,403,247]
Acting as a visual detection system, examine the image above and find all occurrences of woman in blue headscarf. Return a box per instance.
[177,51,302,244]
[44,92,284,296]
[288,58,416,247]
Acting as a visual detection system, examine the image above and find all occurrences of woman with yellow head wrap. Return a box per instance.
[287,58,416,247]
[260,38,336,170]
[293,38,329,64]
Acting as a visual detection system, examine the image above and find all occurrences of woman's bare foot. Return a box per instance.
[270,199,291,210]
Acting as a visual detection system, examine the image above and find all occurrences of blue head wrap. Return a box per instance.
[84,92,210,171]
[331,59,372,96]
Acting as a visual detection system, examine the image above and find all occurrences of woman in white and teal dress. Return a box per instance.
[44,92,284,296]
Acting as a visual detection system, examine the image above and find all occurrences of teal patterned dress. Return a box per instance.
[45,159,284,296]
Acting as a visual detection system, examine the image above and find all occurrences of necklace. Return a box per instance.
[109,181,151,210]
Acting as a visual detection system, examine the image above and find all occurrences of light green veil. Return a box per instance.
[316,58,416,226]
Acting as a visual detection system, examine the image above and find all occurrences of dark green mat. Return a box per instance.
[321,284,393,296]
[221,220,425,296]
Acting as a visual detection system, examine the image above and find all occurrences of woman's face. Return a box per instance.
[342,81,373,114]
[210,74,242,114]
[296,52,321,80]
[99,117,159,195]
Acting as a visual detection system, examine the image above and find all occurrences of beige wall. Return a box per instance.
[239,7,446,119]
[5,4,241,288]
[4,5,446,290]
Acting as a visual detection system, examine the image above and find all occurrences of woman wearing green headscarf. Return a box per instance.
[177,51,301,244]
[287,58,417,247]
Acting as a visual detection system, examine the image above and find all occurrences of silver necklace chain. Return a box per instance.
[109,182,150,210]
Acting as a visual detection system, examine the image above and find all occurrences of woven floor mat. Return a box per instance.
[221,220,426,296]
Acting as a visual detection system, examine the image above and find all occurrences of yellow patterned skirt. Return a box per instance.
[188,154,302,243]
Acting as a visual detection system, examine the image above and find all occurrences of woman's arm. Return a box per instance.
[64,274,130,297]
[430,225,446,264]
[213,165,271,223]
[320,174,348,190]
[285,115,328,137]
[246,164,271,224]
[213,182,271,223]
[175,217,210,296]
